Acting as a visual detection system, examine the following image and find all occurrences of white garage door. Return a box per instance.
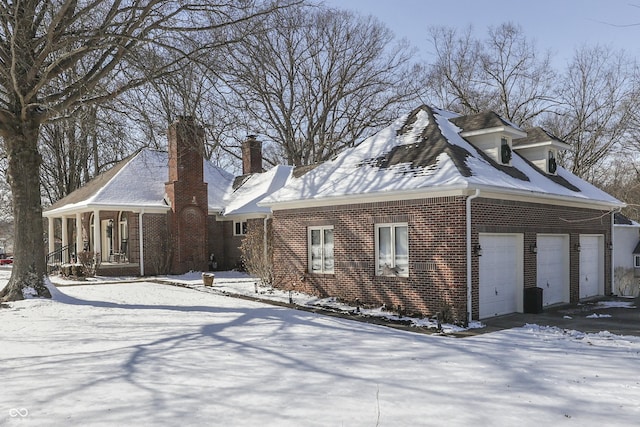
[537,235,569,306]
[579,235,604,299]
[479,234,523,318]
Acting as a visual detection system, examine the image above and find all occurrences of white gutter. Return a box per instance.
[139,210,145,276]
[262,182,623,212]
[44,203,169,217]
[466,189,480,325]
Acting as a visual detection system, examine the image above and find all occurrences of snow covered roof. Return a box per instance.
[44,148,294,219]
[513,127,571,150]
[44,149,236,216]
[262,105,623,210]
[223,165,293,217]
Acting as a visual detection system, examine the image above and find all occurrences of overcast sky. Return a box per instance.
[321,0,640,67]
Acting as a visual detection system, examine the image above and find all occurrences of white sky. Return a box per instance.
[321,0,640,67]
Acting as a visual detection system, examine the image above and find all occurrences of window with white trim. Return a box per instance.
[234,220,248,236]
[375,223,408,276]
[308,226,334,274]
[634,254,640,268]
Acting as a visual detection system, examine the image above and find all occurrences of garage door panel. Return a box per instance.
[579,235,603,299]
[537,235,569,306]
[479,234,522,319]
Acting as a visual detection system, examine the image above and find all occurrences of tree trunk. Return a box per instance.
[0,121,50,301]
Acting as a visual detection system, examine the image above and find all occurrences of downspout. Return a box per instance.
[139,210,145,276]
[466,189,480,326]
[611,207,622,296]
[263,215,270,263]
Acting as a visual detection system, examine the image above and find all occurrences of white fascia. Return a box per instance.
[264,183,624,212]
[460,126,527,139]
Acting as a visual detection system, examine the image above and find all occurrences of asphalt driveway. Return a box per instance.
[479,295,640,336]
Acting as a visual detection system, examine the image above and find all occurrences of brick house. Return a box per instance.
[43,116,292,276]
[261,105,624,321]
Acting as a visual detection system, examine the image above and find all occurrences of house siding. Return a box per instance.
[272,196,468,320]
[271,196,612,321]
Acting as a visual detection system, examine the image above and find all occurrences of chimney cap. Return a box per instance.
[246,134,258,140]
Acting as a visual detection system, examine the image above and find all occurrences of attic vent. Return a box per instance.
[500,138,512,164]
[548,151,557,174]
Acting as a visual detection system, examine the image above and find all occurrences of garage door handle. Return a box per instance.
[495,288,498,295]
[546,282,550,288]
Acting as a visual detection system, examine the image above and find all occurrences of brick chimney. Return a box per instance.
[164,116,208,274]
[242,135,263,174]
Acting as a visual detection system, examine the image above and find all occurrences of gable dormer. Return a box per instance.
[450,111,526,166]
[512,127,570,175]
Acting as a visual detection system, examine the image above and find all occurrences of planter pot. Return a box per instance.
[202,273,215,287]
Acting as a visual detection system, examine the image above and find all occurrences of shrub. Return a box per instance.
[240,220,273,286]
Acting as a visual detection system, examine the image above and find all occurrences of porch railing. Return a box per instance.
[46,243,75,273]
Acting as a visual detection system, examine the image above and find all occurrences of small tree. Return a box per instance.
[240,220,273,286]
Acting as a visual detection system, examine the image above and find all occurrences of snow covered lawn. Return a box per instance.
[1,269,639,426]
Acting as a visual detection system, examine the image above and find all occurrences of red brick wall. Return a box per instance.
[207,217,225,270]
[141,213,171,276]
[470,198,612,318]
[215,218,264,270]
[272,197,468,319]
[271,196,613,321]
[207,217,254,271]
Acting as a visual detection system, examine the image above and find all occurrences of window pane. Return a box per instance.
[324,229,334,272]
[310,229,322,271]
[242,222,247,234]
[394,226,408,273]
[378,226,392,269]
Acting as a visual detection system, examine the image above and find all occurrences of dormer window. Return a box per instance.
[548,150,557,174]
[500,137,512,165]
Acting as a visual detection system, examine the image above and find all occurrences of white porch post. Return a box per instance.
[93,209,101,260]
[47,217,55,255]
[61,216,69,263]
[75,213,83,261]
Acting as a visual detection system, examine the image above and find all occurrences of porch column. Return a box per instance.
[93,209,101,260]
[75,213,83,262]
[61,216,69,263]
[47,217,55,255]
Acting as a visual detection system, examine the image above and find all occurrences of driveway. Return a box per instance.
[478,295,640,336]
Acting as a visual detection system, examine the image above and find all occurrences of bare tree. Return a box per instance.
[39,103,136,205]
[119,58,245,172]
[218,5,419,166]
[425,23,556,126]
[544,45,636,181]
[426,26,490,115]
[597,155,640,221]
[0,0,289,301]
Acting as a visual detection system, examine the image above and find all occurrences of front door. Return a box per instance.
[101,220,113,262]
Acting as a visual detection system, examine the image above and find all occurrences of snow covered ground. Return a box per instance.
[1,268,640,426]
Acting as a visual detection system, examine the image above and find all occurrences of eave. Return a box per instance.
[262,183,624,212]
